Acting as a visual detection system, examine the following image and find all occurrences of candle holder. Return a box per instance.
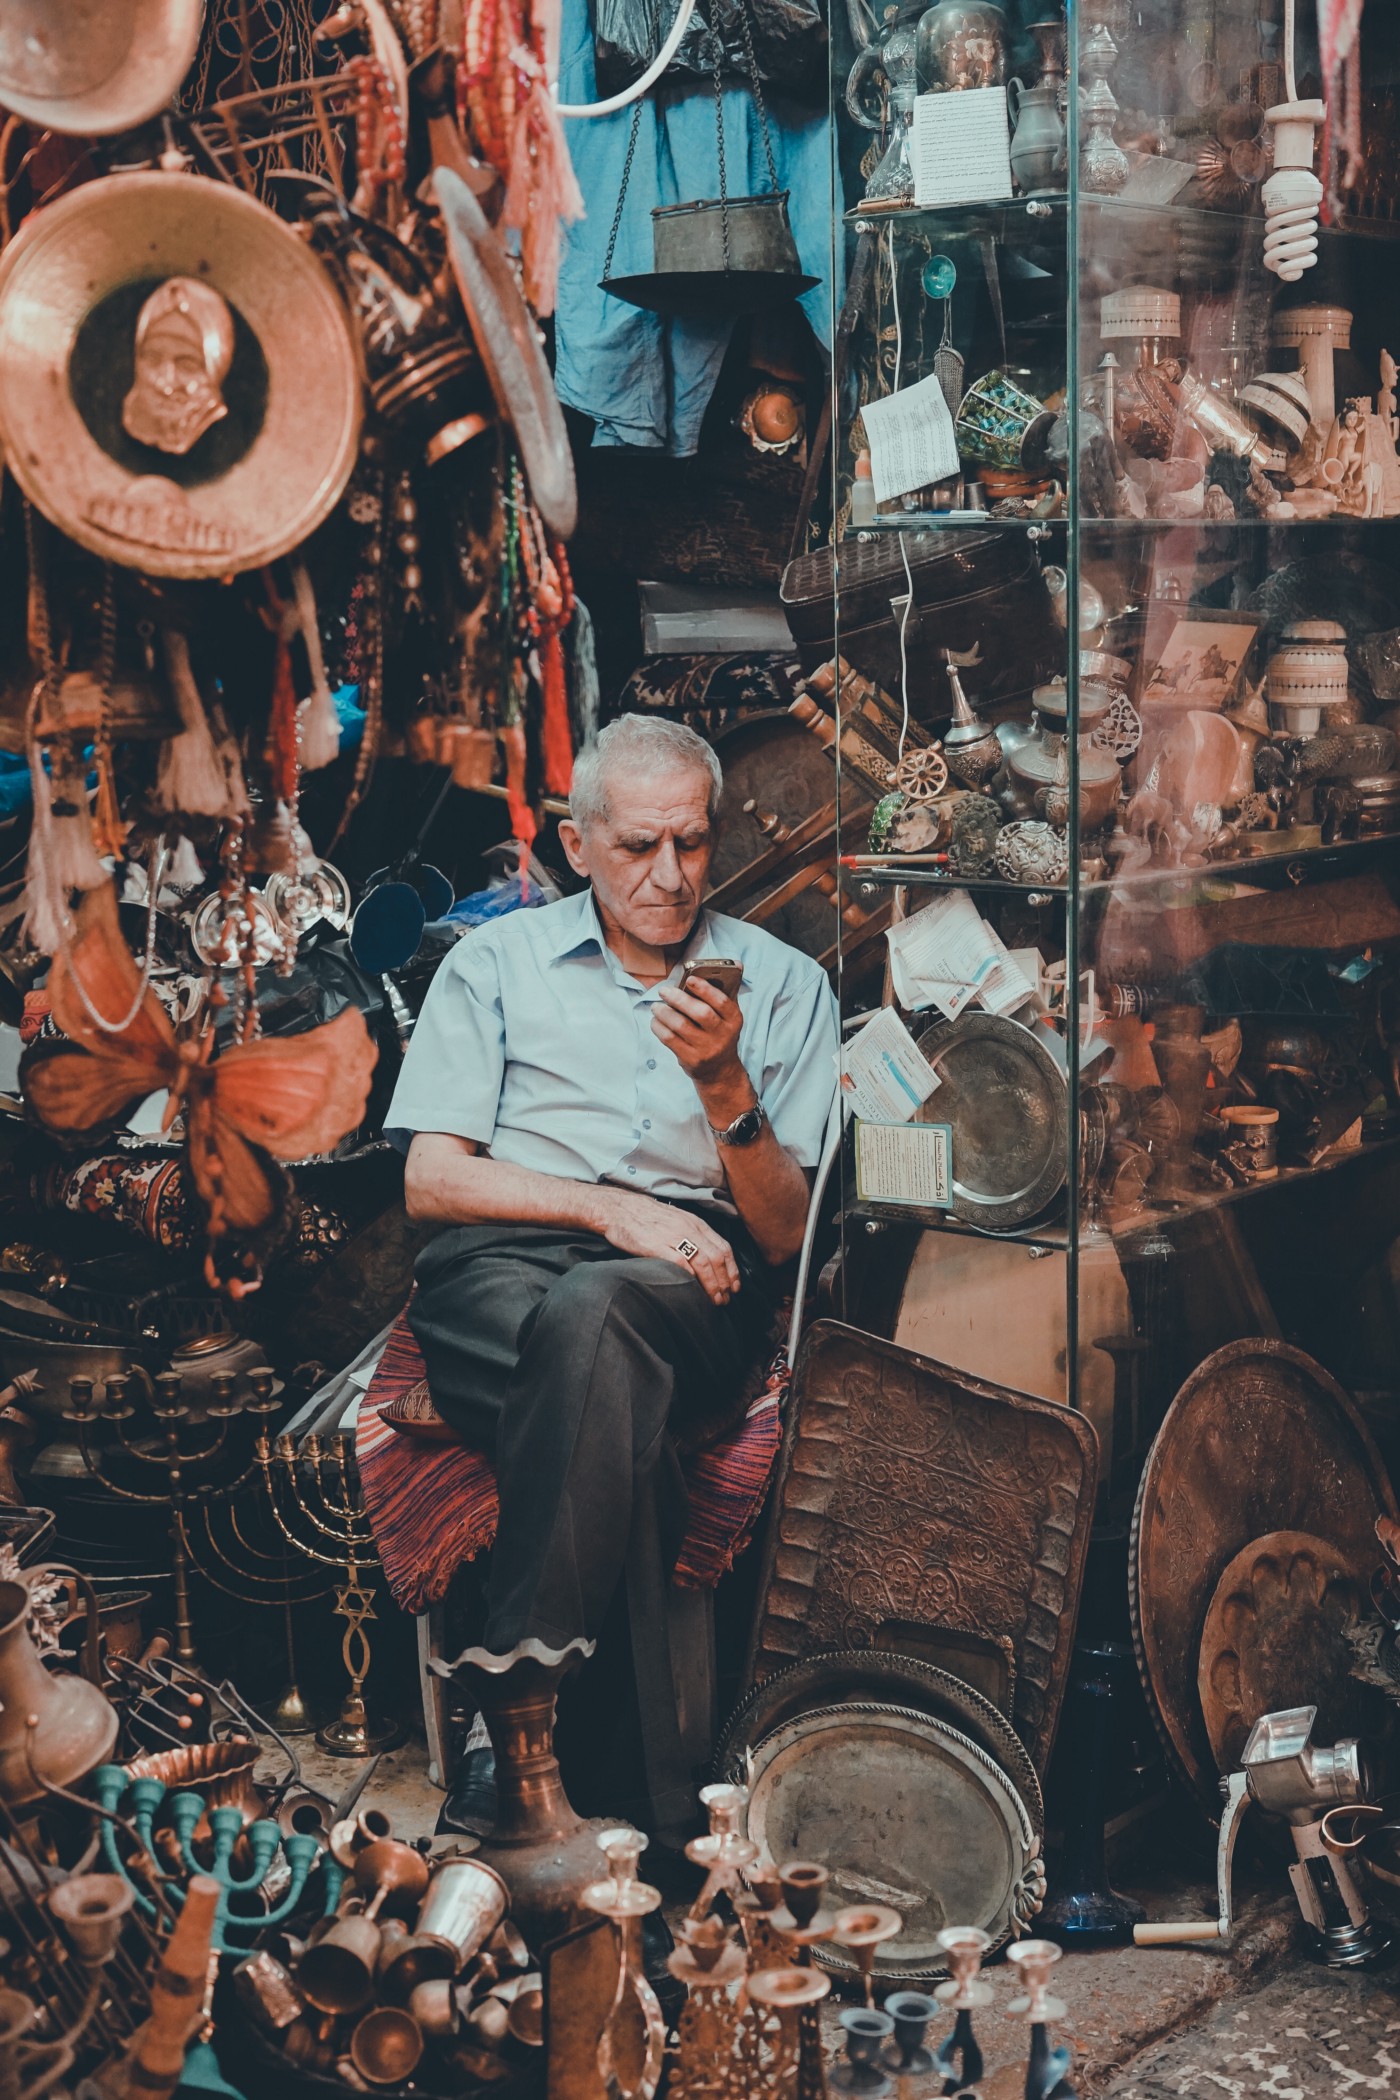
[255,1428,399,1756]
[1007,1938,1076,2100]
[829,1903,902,2007]
[935,1925,994,2092]
[745,1964,832,2099]
[582,1826,667,2100]
[62,1361,282,1668]
[91,1761,341,1955]
[883,1991,939,2075]
[831,2008,895,2095]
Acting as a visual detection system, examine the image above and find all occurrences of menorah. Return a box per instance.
[64,1365,397,1758]
[63,1363,283,1669]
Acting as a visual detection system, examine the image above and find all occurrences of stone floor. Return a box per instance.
[1100,1962,1400,2098]
[270,1728,1365,2096]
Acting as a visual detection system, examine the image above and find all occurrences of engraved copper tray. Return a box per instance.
[913,1012,1067,1231]
[748,1322,1099,1775]
[1131,1338,1398,1811]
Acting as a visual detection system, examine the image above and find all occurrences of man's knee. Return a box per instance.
[533,1256,682,1336]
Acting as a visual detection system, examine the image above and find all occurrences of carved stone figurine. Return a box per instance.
[121,277,236,456]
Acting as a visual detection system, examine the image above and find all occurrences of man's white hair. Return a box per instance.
[569,714,723,833]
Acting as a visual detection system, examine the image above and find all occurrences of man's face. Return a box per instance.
[562,766,715,952]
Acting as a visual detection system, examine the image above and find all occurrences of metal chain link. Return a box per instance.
[733,0,779,194]
[712,33,731,266]
[603,86,648,283]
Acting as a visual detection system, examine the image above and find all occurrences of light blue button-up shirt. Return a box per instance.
[384,890,838,1212]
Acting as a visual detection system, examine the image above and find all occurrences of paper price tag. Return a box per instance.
[837,1005,940,1124]
[855,1119,953,1208]
[860,372,960,505]
[912,87,1013,209]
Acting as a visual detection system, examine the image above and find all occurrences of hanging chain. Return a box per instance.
[733,0,779,194]
[603,89,647,283]
[712,33,731,266]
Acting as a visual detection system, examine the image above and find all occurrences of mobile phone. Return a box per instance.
[680,957,743,1000]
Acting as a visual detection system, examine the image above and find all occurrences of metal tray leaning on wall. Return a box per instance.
[746,1320,1099,1776]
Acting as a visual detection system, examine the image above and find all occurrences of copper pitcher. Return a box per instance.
[0,1568,118,1809]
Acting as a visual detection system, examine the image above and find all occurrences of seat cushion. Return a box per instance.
[356,1308,788,1615]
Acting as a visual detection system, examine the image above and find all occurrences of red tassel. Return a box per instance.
[500,719,536,861]
[267,636,300,803]
[541,631,572,797]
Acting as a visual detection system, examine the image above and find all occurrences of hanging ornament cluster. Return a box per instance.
[461,0,583,313]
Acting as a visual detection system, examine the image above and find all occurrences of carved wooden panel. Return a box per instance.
[748,1321,1098,1776]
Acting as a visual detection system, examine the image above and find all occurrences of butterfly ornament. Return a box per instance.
[21,884,377,1293]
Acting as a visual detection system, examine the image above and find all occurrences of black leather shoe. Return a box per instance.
[436,1746,498,1837]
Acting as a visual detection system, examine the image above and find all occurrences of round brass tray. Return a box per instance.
[1130,1338,1397,1812]
[0,173,361,578]
[913,1012,1067,1231]
[742,1700,1041,1981]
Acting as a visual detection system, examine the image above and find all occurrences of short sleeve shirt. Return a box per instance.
[384,890,839,1211]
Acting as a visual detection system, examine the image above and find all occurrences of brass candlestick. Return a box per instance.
[257,1428,400,1757]
[582,1826,667,2100]
[64,1362,281,1666]
[746,1965,832,2099]
[1007,1938,1076,2100]
[935,1926,993,2093]
[829,1903,902,2008]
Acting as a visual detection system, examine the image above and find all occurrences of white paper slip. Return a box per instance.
[837,1004,940,1124]
[855,1118,953,1208]
[860,372,960,505]
[912,86,1013,210]
[886,888,1038,1019]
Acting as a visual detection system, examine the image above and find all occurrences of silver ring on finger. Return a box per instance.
[674,1238,701,1262]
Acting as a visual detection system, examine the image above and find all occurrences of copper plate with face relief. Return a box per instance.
[0,172,361,578]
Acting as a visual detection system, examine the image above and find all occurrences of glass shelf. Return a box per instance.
[848,831,1400,901]
[846,1125,1400,1249]
[846,186,1400,250]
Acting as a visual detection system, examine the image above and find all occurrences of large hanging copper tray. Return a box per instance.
[1131,1339,1397,1811]
[741,1701,1042,1982]
[913,1013,1067,1231]
[748,1322,1098,1776]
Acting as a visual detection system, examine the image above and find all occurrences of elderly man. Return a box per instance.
[385,714,837,1834]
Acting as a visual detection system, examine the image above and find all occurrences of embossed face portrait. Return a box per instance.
[121,276,236,456]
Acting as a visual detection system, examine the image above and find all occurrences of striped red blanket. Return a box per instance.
[356,1310,787,1616]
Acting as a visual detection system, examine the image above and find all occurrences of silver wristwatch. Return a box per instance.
[709,1101,768,1148]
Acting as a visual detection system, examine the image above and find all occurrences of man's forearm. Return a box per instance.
[405,1136,611,1234]
[694,1069,811,1264]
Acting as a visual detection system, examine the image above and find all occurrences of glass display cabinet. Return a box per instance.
[802,0,1400,1514]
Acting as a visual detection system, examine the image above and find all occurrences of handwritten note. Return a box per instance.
[838,1005,940,1124]
[860,372,960,505]
[912,87,1013,210]
[855,1119,953,1208]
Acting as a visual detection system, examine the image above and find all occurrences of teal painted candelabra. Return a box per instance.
[92,1765,344,1954]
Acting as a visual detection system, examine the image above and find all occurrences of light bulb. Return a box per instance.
[1262,98,1326,280]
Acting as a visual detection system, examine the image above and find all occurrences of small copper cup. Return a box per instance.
[298,1911,382,2015]
[350,2006,424,2087]
[409,1977,460,2041]
[49,1874,135,1964]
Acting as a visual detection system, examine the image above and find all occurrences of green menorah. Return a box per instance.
[92,1764,345,1954]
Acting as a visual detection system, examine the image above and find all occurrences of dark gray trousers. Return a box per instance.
[407,1218,773,1831]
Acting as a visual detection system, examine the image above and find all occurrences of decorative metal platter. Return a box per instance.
[749,1323,1098,1776]
[742,1701,1042,1982]
[913,1013,1067,1231]
[1197,1529,1377,1779]
[1131,1339,1397,1811]
[435,167,577,542]
[0,173,362,578]
[716,1647,1044,1832]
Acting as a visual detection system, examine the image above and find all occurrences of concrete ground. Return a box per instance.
[270,1731,1366,2095]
